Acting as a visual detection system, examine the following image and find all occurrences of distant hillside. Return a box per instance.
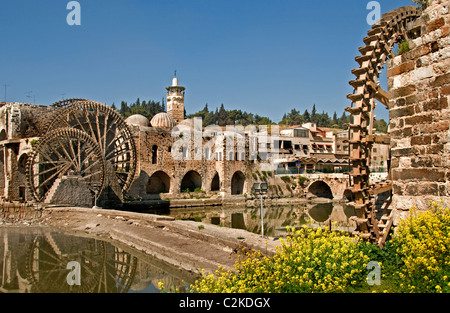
[114,99,388,133]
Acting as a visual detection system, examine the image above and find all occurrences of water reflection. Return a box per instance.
[162,202,357,237]
[0,227,196,293]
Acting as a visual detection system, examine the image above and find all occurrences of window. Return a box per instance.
[152,145,158,164]
[283,141,292,149]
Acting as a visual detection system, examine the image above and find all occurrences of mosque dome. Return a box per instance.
[125,114,150,127]
[150,112,176,129]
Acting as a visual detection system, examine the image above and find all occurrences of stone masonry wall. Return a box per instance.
[387,0,450,220]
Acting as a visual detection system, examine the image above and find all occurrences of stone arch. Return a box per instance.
[0,129,6,141]
[147,171,170,194]
[307,181,333,199]
[343,189,354,202]
[211,172,220,192]
[308,203,333,222]
[17,153,28,174]
[231,171,245,195]
[180,170,202,192]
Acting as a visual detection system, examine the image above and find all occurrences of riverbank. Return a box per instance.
[27,206,281,275]
[122,194,333,211]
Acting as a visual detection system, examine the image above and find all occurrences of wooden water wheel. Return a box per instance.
[44,100,137,194]
[346,6,422,248]
[26,127,105,203]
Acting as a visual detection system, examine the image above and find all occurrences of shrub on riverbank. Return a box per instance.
[382,201,450,293]
[191,201,450,293]
[192,226,372,293]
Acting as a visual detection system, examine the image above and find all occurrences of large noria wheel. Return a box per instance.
[45,100,137,194]
[345,6,422,248]
[26,127,105,203]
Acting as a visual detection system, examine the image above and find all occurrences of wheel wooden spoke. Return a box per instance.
[35,162,73,191]
[32,163,66,177]
[55,136,79,170]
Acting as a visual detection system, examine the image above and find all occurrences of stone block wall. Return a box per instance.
[387,0,450,219]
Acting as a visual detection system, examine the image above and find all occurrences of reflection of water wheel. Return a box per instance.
[25,233,106,293]
[346,6,421,247]
[25,232,138,293]
[97,247,138,293]
[45,100,137,194]
[26,128,105,203]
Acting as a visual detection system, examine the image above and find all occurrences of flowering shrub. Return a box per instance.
[191,226,371,293]
[388,201,450,293]
[191,201,450,293]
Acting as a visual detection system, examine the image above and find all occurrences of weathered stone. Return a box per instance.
[431,72,450,87]
[428,17,445,32]
[390,85,416,98]
[411,135,432,146]
[404,113,433,126]
[405,182,439,196]
[391,168,446,182]
[391,147,413,157]
[389,105,416,119]
[387,61,415,76]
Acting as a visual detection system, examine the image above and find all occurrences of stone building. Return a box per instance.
[387,0,450,215]
[0,102,50,202]
[125,76,257,200]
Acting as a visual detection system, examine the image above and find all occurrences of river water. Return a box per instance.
[0,227,197,293]
[0,201,356,293]
[141,201,357,238]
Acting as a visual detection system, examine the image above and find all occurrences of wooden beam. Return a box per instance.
[367,81,389,108]
[369,182,392,195]
[366,134,391,145]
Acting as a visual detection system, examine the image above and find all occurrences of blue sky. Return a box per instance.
[1,0,416,122]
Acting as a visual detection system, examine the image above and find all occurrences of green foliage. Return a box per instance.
[386,201,450,292]
[393,40,411,56]
[187,103,273,127]
[412,0,428,5]
[373,119,388,133]
[279,108,352,129]
[192,226,371,293]
[115,98,165,120]
[30,139,38,147]
[297,175,310,188]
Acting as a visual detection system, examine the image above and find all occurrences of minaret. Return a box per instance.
[166,72,185,124]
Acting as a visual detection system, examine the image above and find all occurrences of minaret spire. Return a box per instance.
[166,73,185,123]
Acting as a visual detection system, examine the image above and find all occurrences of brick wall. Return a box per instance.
[387,0,450,219]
